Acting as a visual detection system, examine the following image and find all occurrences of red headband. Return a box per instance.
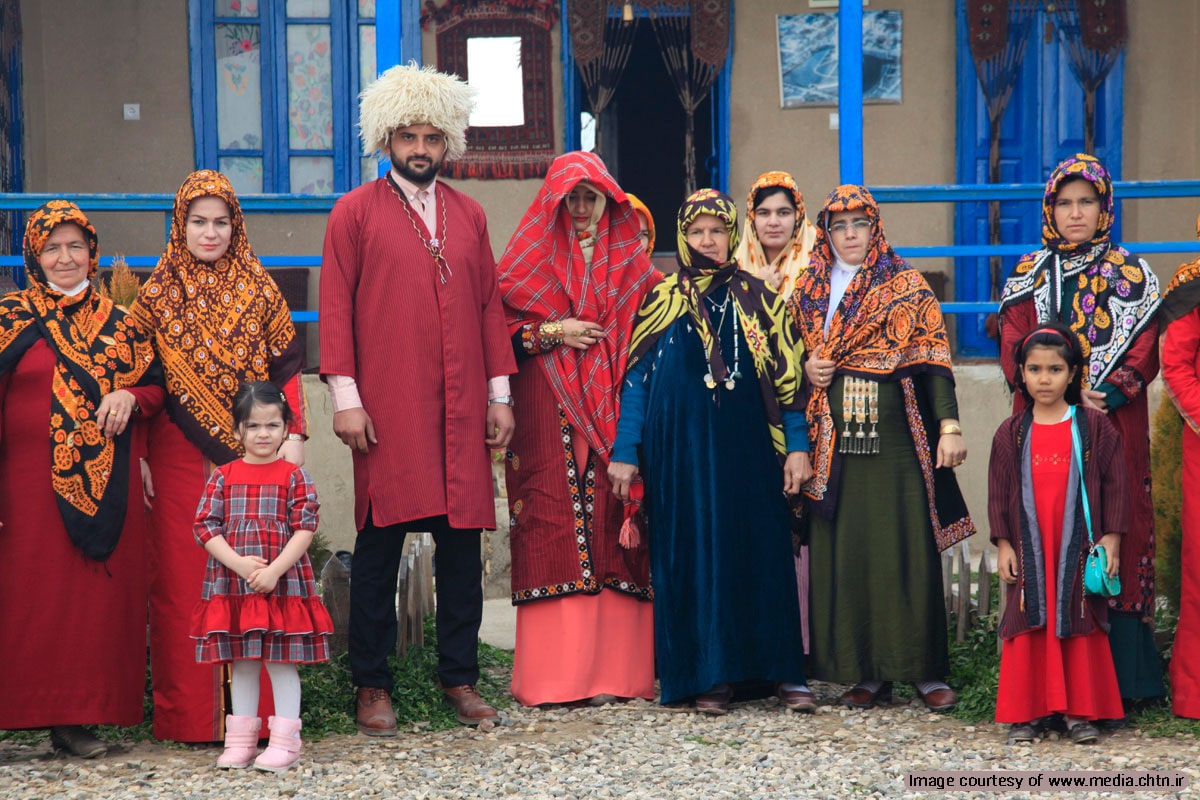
[1022,326,1073,351]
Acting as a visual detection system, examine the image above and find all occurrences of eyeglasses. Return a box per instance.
[828,219,871,234]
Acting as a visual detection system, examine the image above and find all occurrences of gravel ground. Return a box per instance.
[3,684,1196,800]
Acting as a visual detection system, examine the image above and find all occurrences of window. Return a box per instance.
[189,0,378,194]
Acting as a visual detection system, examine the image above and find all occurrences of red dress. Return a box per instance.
[995,418,1123,723]
[0,341,163,728]
[191,458,332,664]
[1160,305,1200,719]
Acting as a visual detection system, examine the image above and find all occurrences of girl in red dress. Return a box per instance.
[191,381,332,772]
[988,323,1126,744]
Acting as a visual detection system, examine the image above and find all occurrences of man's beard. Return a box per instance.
[391,152,443,184]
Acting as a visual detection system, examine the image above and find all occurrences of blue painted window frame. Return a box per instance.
[188,0,376,192]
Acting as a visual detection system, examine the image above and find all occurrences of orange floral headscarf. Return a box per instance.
[0,201,159,560]
[736,171,817,296]
[626,193,656,255]
[128,170,302,464]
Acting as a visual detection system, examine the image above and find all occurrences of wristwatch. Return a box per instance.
[490,395,515,407]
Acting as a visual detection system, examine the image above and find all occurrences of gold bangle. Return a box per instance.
[939,424,963,436]
[538,320,565,347]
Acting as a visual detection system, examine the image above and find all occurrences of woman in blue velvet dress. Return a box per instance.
[608,189,813,714]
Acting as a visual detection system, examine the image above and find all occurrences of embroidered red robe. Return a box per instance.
[319,178,515,530]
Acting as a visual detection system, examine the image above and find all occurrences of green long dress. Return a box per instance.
[807,374,957,683]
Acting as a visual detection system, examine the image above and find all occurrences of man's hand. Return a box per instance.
[333,407,377,453]
[486,403,515,448]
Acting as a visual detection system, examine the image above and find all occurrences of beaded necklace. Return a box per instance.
[701,288,742,391]
[386,173,451,284]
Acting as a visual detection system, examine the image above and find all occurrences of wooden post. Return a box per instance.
[978,550,992,619]
[955,543,971,642]
[405,552,423,648]
[395,555,410,658]
[320,554,351,656]
[941,550,955,626]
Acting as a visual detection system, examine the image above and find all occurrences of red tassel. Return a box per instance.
[619,478,645,549]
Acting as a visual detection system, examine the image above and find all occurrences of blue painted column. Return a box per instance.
[376,0,401,72]
[838,1,864,185]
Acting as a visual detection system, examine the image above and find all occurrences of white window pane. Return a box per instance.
[287,0,329,16]
[358,0,376,17]
[216,0,258,17]
[361,156,379,185]
[466,37,524,127]
[291,156,334,194]
[360,25,376,88]
[287,24,333,150]
[220,157,263,193]
[216,24,263,150]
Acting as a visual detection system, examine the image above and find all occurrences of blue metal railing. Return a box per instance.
[3,182,1198,322]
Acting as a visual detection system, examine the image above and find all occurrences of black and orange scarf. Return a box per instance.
[1000,154,1160,388]
[0,201,159,560]
[128,170,302,464]
[787,185,972,549]
[627,188,804,459]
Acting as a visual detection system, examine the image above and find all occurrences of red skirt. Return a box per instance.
[995,419,1122,723]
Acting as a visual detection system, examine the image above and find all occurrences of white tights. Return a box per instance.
[229,660,302,720]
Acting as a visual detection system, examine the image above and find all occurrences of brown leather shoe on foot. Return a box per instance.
[695,684,734,715]
[442,684,499,726]
[914,684,957,712]
[356,687,398,737]
[840,681,893,709]
[776,684,817,713]
[49,725,107,758]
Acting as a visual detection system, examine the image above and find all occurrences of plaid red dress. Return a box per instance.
[190,458,333,663]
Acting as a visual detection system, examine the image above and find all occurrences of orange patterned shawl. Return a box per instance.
[1159,213,1200,330]
[128,171,302,464]
[0,201,159,560]
[787,186,971,548]
[735,171,817,297]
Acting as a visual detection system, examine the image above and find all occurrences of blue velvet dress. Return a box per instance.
[613,284,806,703]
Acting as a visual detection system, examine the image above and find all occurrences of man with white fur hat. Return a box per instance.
[320,63,516,733]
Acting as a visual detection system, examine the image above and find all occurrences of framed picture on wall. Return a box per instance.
[777,10,902,108]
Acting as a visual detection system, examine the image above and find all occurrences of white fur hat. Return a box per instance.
[359,63,475,160]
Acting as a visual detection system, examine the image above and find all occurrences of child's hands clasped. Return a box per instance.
[235,554,269,581]
[248,565,281,593]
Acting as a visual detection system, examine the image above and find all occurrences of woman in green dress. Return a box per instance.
[787,185,975,711]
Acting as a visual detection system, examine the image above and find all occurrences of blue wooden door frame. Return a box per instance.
[954,4,1124,357]
[559,0,732,194]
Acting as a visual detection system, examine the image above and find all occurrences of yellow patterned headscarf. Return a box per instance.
[128,170,302,464]
[736,171,817,296]
[0,201,159,560]
[626,193,656,255]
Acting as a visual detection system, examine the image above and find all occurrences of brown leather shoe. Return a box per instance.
[442,684,499,726]
[49,725,107,758]
[694,684,734,715]
[840,681,893,709]
[776,684,817,713]
[915,684,957,712]
[356,687,398,736]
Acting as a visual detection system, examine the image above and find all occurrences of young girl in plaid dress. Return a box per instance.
[191,381,333,772]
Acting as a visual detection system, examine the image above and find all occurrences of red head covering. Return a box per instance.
[498,151,658,458]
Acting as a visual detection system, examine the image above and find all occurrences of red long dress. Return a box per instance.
[994,418,1123,723]
[0,341,163,728]
[1160,306,1200,719]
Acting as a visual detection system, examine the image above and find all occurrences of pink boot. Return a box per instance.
[254,716,302,773]
[217,715,261,769]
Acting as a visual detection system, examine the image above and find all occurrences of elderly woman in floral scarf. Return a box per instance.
[609,188,813,714]
[0,202,163,757]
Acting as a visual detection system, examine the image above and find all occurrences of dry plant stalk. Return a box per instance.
[99,254,141,308]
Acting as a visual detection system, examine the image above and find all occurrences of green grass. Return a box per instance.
[1,616,513,747]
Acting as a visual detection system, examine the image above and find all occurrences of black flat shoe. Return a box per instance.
[1007,722,1038,744]
[1069,722,1101,744]
[49,726,107,758]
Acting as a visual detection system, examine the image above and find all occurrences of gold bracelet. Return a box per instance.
[538,320,565,347]
[939,424,963,436]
